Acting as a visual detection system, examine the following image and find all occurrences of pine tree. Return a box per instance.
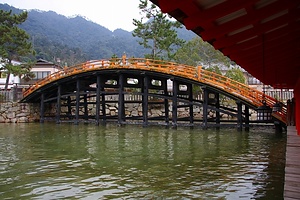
[0,10,35,90]
[132,0,185,60]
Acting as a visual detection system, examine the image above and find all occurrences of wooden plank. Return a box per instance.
[284,126,300,200]
[284,190,300,200]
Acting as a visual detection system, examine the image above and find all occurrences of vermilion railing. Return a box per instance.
[23,58,287,124]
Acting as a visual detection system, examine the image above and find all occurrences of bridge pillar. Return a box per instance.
[96,75,101,125]
[237,101,243,131]
[188,83,194,124]
[164,79,169,125]
[172,79,178,127]
[40,93,45,123]
[142,76,149,126]
[118,74,125,124]
[215,93,220,128]
[245,105,250,131]
[101,78,106,123]
[75,79,80,125]
[202,87,208,129]
[67,96,72,120]
[56,85,61,124]
[83,93,88,121]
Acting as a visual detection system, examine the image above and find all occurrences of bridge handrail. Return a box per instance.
[22,58,287,124]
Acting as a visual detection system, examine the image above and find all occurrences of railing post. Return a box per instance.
[197,66,202,81]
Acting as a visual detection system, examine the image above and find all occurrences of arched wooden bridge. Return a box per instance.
[21,57,287,129]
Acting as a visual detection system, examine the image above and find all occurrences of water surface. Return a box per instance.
[0,123,286,199]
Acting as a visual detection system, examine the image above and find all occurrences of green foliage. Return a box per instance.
[33,34,87,67]
[174,37,231,68]
[225,67,246,84]
[206,65,222,75]
[0,9,35,90]
[132,0,185,60]
[174,37,247,84]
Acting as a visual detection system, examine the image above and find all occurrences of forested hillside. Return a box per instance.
[0,3,196,66]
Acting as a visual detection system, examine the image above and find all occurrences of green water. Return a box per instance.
[0,123,286,199]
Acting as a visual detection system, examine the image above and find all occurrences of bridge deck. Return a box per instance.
[284,126,300,199]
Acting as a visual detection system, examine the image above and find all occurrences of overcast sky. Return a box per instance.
[0,0,142,31]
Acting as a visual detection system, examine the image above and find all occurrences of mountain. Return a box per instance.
[0,3,197,65]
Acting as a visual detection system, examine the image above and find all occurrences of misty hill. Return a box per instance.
[0,3,197,65]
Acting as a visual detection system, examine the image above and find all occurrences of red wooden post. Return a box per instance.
[295,79,300,135]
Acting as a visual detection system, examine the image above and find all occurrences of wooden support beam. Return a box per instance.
[101,78,106,123]
[237,101,243,131]
[75,79,80,125]
[40,93,45,123]
[188,83,194,124]
[56,85,61,124]
[83,93,88,121]
[67,96,72,120]
[164,78,169,125]
[172,79,178,127]
[143,76,149,126]
[203,87,208,129]
[96,75,101,125]
[118,74,125,124]
[215,93,220,128]
[245,105,250,132]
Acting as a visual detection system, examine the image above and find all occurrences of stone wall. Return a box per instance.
[0,102,40,123]
[0,101,258,123]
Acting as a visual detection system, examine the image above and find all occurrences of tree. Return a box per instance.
[175,37,231,68]
[225,67,246,84]
[0,10,35,90]
[175,37,248,85]
[132,0,185,60]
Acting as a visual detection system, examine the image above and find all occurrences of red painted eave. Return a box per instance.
[151,0,300,89]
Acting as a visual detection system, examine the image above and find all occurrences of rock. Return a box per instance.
[18,117,28,123]
[7,112,15,119]
[16,113,27,117]
[0,116,5,122]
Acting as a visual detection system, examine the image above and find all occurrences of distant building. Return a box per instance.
[20,59,63,86]
[1,59,63,89]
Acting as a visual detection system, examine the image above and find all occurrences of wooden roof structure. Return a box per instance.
[150,0,300,89]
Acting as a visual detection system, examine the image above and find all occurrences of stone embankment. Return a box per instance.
[0,101,258,123]
[0,102,40,123]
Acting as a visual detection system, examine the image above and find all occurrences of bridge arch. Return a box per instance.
[21,58,287,128]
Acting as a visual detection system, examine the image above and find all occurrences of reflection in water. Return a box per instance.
[0,123,285,199]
